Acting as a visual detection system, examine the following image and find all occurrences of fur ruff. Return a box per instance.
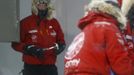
[85,1,127,30]
[32,0,54,20]
[121,0,134,16]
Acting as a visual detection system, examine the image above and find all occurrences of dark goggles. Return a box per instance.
[38,0,49,4]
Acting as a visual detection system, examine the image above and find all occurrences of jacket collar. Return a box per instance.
[78,11,119,30]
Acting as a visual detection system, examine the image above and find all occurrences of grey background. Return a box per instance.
[0,0,89,75]
[0,0,19,42]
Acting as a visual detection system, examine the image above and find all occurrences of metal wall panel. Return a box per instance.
[0,0,19,42]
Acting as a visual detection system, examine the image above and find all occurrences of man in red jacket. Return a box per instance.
[64,0,133,75]
[11,0,66,75]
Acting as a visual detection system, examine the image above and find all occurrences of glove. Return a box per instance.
[23,45,44,59]
[55,43,66,55]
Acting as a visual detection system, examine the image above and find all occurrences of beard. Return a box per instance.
[38,8,48,20]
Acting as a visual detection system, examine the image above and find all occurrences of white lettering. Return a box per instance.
[65,59,80,68]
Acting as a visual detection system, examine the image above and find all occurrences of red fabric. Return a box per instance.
[64,12,133,75]
[117,0,122,7]
[12,14,65,65]
[124,22,134,70]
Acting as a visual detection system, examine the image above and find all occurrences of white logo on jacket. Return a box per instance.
[65,32,85,59]
[29,29,38,33]
[49,25,57,37]
[28,29,38,42]
[65,58,80,68]
[94,21,111,28]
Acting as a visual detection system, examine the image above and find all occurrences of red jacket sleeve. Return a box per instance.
[11,42,25,53]
[53,19,66,44]
[11,20,26,53]
[105,24,133,75]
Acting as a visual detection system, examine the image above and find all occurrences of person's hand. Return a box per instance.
[55,43,66,55]
[23,45,44,59]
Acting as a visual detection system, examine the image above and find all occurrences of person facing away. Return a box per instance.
[11,0,66,75]
[64,0,133,75]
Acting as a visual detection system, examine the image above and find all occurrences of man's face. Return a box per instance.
[36,2,47,10]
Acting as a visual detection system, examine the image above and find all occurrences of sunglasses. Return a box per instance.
[36,0,49,4]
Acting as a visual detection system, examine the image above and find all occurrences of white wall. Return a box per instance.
[0,0,89,75]
[0,43,23,75]
[0,0,19,42]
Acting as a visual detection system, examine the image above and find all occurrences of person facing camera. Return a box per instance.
[11,0,66,75]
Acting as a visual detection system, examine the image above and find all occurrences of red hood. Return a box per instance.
[78,11,119,30]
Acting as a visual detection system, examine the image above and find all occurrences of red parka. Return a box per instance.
[12,14,65,65]
[64,1,133,74]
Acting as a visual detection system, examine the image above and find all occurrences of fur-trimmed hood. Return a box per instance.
[121,0,134,16]
[83,0,127,30]
[32,0,54,20]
